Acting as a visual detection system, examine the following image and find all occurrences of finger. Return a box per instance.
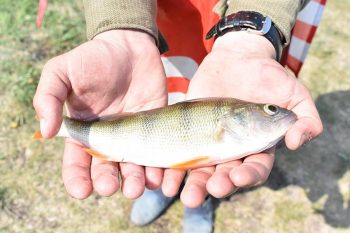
[62,139,93,199]
[91,157,120,197]
[162,168,186,197]
[180,166,215,208]
[285,116,323,150]
[230,151,275,188]
[33,56,70,138]
[285,83,323,150]
[286,98,323,150]
[206,160,242,198]
[119,163,145,199]
[145,167,164,190]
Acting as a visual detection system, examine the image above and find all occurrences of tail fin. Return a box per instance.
[32,131,43,139]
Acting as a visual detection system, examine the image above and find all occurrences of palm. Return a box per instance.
[187,49,321,150]
[65,39,167,199]
[170,46,322,207]
[34,31,167,199]
[188,50,297,106]
[64,39,167,118]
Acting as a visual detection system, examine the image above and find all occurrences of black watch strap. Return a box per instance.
[206,11,285,61]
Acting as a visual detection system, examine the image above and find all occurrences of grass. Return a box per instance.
[0,0,349,232]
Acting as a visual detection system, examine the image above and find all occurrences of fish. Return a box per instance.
[33,98,297,169]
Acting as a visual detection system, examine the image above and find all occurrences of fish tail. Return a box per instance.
[32,131,43,139]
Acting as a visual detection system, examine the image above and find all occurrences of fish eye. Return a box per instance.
[264,104,279,115]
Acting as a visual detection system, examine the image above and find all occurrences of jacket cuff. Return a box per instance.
[226,0,310,44]
[83,0,158,42]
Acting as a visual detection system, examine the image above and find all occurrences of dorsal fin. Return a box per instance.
[95,112,134,122]
[64,112,135,123]
[179,97,251,104]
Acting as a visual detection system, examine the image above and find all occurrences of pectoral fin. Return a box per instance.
[170,156,210,170]
[214,121,225,141]
[215,112,247,140]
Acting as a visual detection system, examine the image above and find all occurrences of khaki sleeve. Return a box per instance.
[83,0,157,41]
[226,0,311,44]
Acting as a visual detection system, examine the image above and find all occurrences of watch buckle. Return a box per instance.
[247,16,272,35]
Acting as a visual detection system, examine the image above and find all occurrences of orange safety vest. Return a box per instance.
[157,0,326,104]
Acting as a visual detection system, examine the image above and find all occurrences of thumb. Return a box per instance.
[33,55,70,138]
[285,117,322,150]
[284,98,323,150]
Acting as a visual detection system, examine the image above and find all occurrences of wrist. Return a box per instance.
[212,31,276,60]
[94,29,156,45]
[93,29,159,56]
[84,0,158,41]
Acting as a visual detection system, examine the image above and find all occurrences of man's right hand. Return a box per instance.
[33,30,168,199]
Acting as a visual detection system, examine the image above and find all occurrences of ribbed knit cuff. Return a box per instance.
[226,0,310,44]
[83,0,158,42]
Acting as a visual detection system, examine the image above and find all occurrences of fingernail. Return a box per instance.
[40,118,48,137]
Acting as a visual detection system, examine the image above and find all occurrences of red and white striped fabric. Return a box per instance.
[157,0,327,104]
[282,0,327,76]
[158,0,219,104]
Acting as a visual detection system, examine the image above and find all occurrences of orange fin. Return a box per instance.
[84,148,111,161]
[170,156,210,170]
[32,131,42,139]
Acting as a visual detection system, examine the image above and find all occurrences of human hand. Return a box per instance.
[161,32,323,207]
[33,30,167,199]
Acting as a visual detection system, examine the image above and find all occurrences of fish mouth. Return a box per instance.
[260,111,297,144]
[274,109,297,126]
[285,111,298,126]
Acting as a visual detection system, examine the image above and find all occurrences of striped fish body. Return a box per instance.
[57,98,297,169]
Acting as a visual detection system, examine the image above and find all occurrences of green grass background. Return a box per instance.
[0,0,349,232]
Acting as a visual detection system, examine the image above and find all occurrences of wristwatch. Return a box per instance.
[206,11,285,61]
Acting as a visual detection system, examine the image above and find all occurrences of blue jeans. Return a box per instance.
[130,188,213,233]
